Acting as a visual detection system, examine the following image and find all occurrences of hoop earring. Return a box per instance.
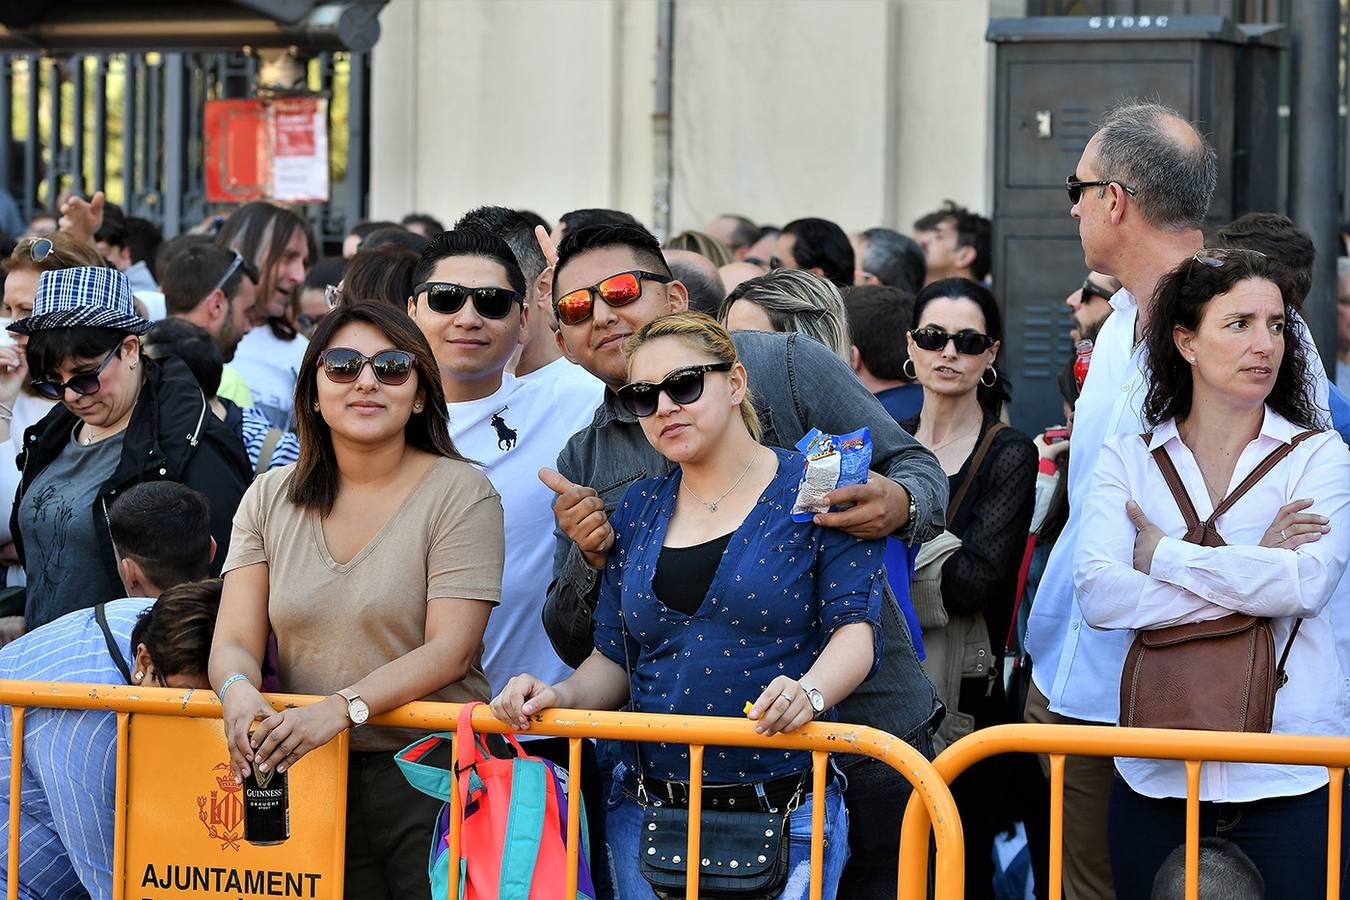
[902,358,918,381]
[981,366,998,388]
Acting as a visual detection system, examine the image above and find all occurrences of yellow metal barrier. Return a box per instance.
[0,680,964,900]
[897,723,1350,900]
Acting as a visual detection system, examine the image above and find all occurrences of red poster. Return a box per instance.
[204,97,329,204]
[204,99,269,203]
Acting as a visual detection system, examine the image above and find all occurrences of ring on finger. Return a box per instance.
[1281,528,1288,541]
[779,691,794,702]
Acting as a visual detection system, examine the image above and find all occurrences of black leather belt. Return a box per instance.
[637,770,809,812]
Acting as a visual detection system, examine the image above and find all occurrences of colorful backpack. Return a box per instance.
[396,701,596,900]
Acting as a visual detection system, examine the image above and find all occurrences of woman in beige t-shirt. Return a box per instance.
[209,301,504,898]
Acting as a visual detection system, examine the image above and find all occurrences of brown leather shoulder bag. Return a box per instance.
[1118,431,1316,732]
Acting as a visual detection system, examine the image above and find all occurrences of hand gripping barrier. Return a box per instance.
[0,680,964,900]
[897,723,1350,900]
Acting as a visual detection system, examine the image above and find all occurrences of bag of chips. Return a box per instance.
[790,427,873,522]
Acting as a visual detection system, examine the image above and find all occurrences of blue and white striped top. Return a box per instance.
[0,599,151,900]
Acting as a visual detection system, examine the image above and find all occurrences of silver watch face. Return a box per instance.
[348,697,370,725]
[808,690,825,712]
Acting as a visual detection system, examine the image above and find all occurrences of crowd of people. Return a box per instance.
[0,97,1347,900]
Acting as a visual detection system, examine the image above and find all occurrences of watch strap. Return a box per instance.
[337,688,360,703]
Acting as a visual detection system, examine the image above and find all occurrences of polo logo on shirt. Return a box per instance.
[491,407,518,451]
[198,762,244,850]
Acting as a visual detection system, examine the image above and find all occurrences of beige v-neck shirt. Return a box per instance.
[224,457,505,750]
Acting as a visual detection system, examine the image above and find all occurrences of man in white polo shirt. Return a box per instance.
[407,224,606,870]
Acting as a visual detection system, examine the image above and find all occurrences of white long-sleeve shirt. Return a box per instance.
[1024,287,1332,723]
[1075,409,1350,802]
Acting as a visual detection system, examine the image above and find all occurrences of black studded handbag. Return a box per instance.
[620,619,797,898]
[637,798,792,899]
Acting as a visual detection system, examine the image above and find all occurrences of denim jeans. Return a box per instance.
[606,780,850,900]
[1107,772,1350,900]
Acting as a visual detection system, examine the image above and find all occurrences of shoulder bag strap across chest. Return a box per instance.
[946,422,1007,528]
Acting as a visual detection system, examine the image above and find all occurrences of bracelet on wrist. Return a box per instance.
[218,673,250,699]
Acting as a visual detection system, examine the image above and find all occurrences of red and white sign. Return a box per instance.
[205,97,329,205]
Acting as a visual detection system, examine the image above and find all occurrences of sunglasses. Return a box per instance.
[1080,278,1115,304]
[20,236,60,266]
[1191,247,1268,269]
[909,326,995,356]
[1066,173,1138,205]
[413,281,523,319]
[208,250,245,297]
[32,344,120,400]
[616,362,732,418]
[555,270,672,327]
[318,347,416,385]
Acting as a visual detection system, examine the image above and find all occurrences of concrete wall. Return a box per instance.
[371,0,997,235]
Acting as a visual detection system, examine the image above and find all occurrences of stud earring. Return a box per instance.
[313,402,320,412]
[133,671,144,681]
[413,402,424,412]
[129,361,137,370]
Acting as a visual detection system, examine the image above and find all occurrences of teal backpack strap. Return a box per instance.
[395,732,456,801]
[497,757,548,899]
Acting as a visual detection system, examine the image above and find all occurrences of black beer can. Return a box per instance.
[243,764,290,845]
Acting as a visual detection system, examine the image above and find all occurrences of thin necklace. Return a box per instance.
[928,420,981,452]
[682,457,755,513]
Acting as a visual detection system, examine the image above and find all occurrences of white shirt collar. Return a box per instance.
[1147,406,1298,452]
[1109,286,1137,314]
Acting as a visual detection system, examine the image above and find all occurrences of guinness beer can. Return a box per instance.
[243,764,290,845]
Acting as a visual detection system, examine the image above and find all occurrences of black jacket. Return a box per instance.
[11,355,252,602]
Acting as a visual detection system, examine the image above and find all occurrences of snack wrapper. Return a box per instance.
[790,427,872,522]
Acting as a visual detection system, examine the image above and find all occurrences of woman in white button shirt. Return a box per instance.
[1076,249,1350,899]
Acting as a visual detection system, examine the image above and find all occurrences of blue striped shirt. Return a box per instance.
[0,599,151,900]
[239,405,300,472]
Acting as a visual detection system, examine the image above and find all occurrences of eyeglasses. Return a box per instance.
[324,284,343,310]
[318,347,416,385]
[32,345,120,400]
[616,362,732,418]
[412,281,523,319]
[1066,173,1138,205]
[743,256,782,271]
[909,326,995,356]
[208,251,245,298]
[1080,278,1115,304]
[554,270,673,326]
[20,237,60,267]
[1191,247,1268,268]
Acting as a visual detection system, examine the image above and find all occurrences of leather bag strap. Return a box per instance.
[1211,430,1320,520]
[1143,435,1203,534]
[95,602,134,685]
[947,422,1007,528]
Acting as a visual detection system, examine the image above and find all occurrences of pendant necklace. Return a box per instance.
[682,457,755,513]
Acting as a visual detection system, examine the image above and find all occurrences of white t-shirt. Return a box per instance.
[446,372,604,698]
[232,326,309,431]
[0,392,57,586]
[516,355,605,394]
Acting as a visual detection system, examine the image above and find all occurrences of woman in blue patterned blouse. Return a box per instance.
[491,311,885,899]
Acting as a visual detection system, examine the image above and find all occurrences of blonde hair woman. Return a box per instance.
[492,312,884,899]
[719,268,852,363]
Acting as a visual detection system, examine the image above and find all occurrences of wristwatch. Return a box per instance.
[336,688,369,727]
[799,680,826,717]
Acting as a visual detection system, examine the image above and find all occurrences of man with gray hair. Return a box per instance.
[852,227,927,293]
[1026,99,1333,900]
[1023,101,1218,900]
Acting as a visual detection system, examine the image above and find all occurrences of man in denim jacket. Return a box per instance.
[538,222,947,894]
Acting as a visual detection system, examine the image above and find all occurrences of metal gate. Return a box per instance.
[0,49,369,248]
